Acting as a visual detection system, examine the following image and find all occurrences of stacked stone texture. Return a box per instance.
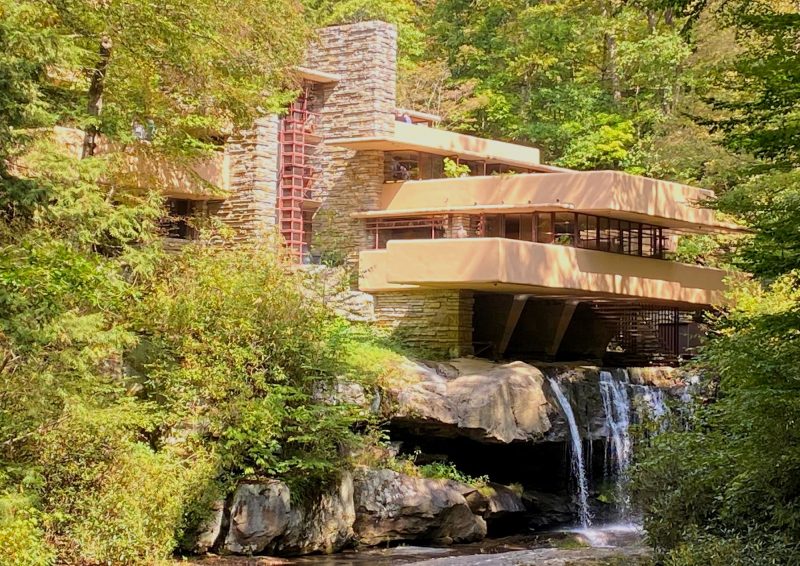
[217,116,280,241]
[305,21,398,260]
[447,214,476,238]
[373,290,474,357]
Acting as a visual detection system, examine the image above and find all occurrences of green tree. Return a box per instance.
[422,0,700,171]
[633,2,800,563]
[0,1,316,562]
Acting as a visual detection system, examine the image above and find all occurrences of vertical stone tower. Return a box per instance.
[216,117,281,240]
[304,21,398,259]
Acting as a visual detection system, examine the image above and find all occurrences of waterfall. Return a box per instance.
[547,377,592,528]
[599,370,633,519]
[631,382,671,431]
[643,387,669,422]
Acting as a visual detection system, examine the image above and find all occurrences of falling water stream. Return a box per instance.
[550,370,676,539]
[599,370,633,519]
[547,377,592,528]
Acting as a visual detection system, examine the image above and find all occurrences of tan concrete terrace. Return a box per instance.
[48,127,229,199]
[328,121,561,172]
[360,238,727,307]
[357,171,744,234]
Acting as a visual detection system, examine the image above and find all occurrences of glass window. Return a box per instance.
[655,227,665,258]
[385,151,420,181]
[482,214,503,237]
[505,215,521,240]
[630,223,641,256]
[641,227,653,257]
[585,215,598,249]
[608,219,621,253]
[553,213,575,246]
[619,221,630,254]
[598,217,610,251]
[577,214,597,249]
[520,214,533,241]
[164,198,196,240]
[535,213,553,243]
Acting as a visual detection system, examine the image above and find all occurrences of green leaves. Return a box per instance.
[710,2,800,167]
[557,114,637,170]
[715,170,800,277]
[130,244,373,490]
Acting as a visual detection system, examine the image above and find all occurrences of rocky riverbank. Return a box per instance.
[187,358,687,560]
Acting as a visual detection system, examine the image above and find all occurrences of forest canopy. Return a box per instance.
[1,0,799,564]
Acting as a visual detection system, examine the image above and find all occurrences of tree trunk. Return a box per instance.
[604,32,621,102]
[665,7,675,28]
[646,9,657,34]
[82,36,113,159]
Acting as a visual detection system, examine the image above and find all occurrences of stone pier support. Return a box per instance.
[373,290,474,357]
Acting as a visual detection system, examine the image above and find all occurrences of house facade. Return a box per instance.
[97,21,742,363]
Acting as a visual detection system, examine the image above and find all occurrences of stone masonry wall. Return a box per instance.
[373,290,474,357]
[304,21,398,261]
[216,115,280,242]
[447,214,476,238]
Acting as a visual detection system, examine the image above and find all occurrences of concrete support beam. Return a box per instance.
[498,294,531,356]
[546,300,579,357]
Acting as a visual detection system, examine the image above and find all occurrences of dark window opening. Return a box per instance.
[367,217,446,249]
[162,198,197,240]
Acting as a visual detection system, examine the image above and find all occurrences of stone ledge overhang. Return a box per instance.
[327,122,557,171]
[359,238,727,307]
[362,171,744,234]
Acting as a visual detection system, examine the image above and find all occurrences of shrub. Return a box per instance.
[34,402,218,565]
[129,244,371,491]
[418,462,489,488]
[0,495,55,566]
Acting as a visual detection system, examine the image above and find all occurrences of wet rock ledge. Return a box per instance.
[191,468,526,557]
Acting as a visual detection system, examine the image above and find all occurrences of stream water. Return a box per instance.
[189,528,648,566]
[546,377,592,528]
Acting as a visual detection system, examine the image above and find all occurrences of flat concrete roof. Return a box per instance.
[328,122,558,171]
[295,66,341,84]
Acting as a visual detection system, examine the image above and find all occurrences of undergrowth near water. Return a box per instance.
[418,462,490,488]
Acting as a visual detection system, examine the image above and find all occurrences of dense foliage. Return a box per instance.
[0,2,389,564]
[627,2,800,565]
[1,0,799,563]
[0,141,386,564]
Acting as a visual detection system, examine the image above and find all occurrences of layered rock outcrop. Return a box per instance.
[352,468,487,546]
[387,358,685,444]
[192,468,504,556]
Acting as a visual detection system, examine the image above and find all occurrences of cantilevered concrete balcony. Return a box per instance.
[50,126,230,199]
[360,239,727,307]
[357,171,743,234]
[328,122,558,172]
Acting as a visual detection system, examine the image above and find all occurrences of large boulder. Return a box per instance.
[484,483,526,520]
[389,359,688,444]
[390,359,555,443]
[352,468,487,546]
[223,481,291,554]
[275,472,356,555]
